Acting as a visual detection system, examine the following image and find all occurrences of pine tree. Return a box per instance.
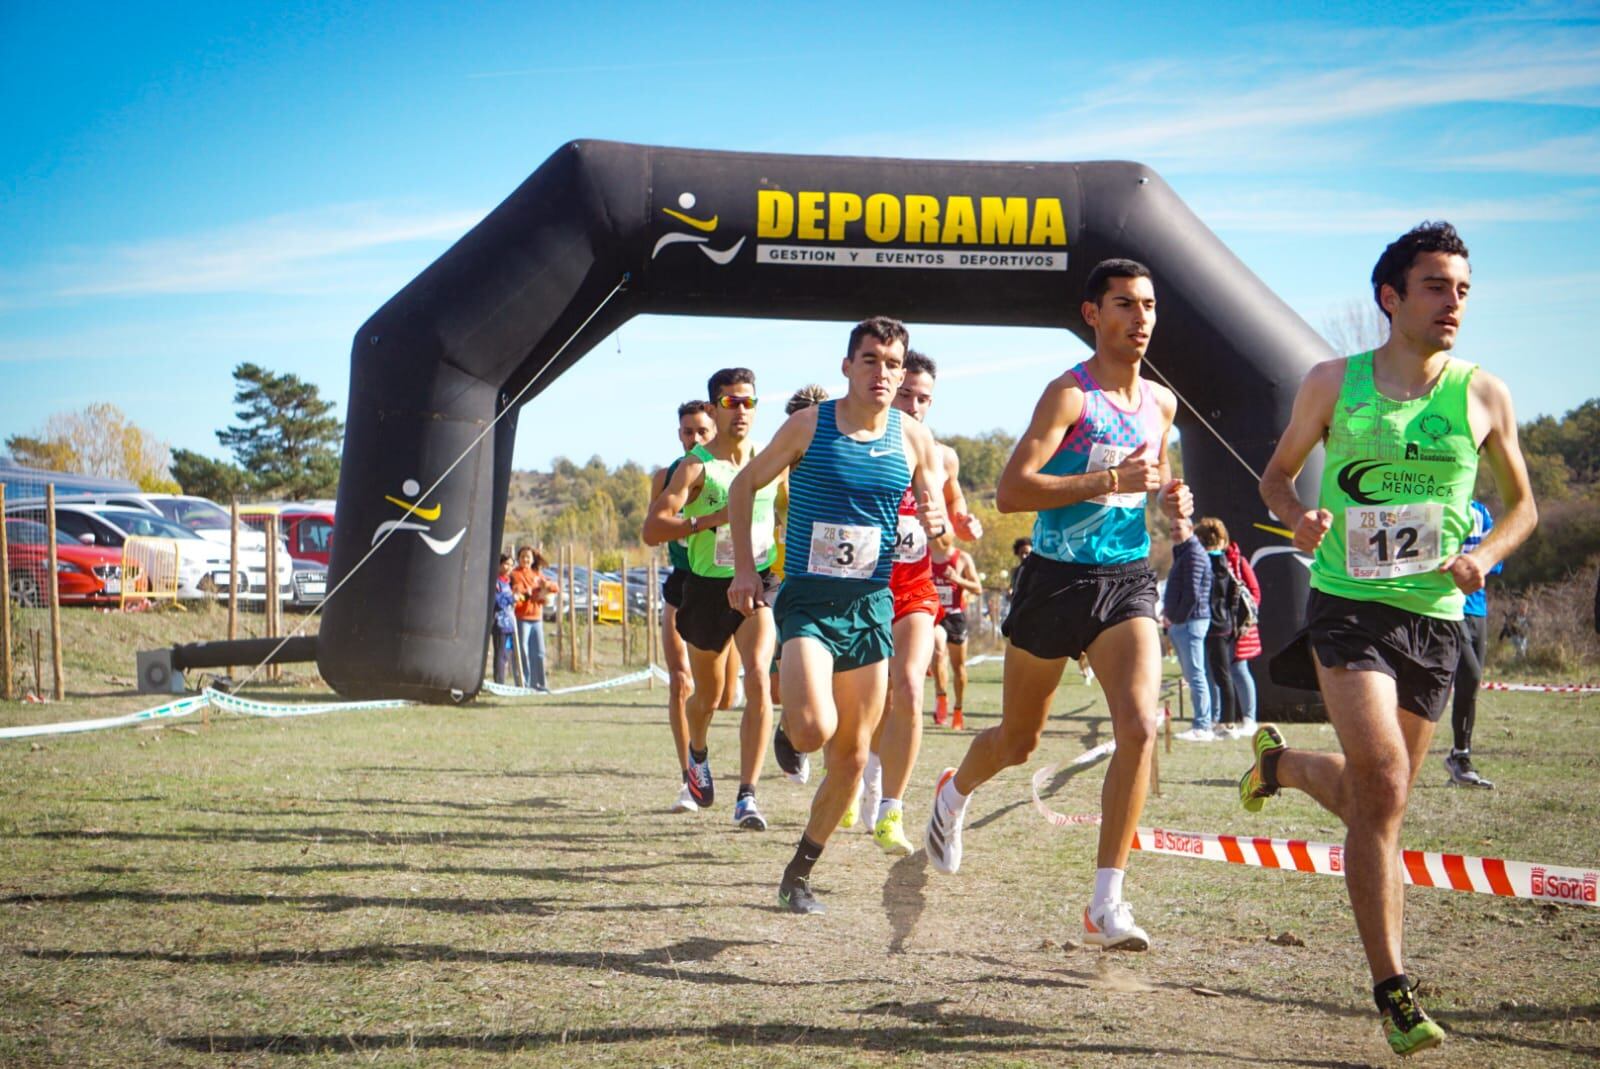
[216,363,343,499]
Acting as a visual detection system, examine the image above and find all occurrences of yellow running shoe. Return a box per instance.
[1380,981,1446,1057]
[873,808,915,856]
[1238,724,1286,814]
[840,789,859,830]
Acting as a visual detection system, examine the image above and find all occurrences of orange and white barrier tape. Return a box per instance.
[1480,681,1600,694]
[1130,825,1599,907]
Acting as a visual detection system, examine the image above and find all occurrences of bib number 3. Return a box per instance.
[807,522,882,579]
[1346,503,1443,579]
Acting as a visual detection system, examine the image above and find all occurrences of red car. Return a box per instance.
[5,517,125,607]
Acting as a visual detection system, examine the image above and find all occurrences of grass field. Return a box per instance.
[1,608,1598,1067]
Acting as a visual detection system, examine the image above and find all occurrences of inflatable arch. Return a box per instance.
[319,141,1330,715]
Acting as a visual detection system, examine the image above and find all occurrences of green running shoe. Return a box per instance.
[1380,982,1445,1057]
[872,808,915,856]
[1238,724,1287,814]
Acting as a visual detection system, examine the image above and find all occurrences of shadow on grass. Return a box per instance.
[241,858,698,881]
[25,824,699,847]
[2,889,695,917]
[883,851,929,955]
[158,1011,1371,1065]
[343,766,660,781]
[28,937,791,988]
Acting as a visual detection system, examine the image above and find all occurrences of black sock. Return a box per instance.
[689,746,708,764]
[782,835,823,886]
[681,768,688,783]
[738,783,754,801]
[1260,747,1284,792]
[1374,973,1413,1014]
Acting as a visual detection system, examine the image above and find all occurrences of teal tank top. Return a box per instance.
[784,401,908,584]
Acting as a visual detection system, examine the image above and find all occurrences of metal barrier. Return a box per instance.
[121,536,181,608]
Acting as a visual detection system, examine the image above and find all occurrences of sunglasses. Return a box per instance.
[716,395,758,410]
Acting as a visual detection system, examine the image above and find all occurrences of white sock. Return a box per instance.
[1093,867,1125,909]
[864,751,882,790]
[877,797,902,825]
[938,776,969,816]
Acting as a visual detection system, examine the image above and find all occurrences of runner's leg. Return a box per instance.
[663,602,692,773]
[805,660,890,845]
[1084,616,1162,870]
[734,607,777,791]
[685,642,729,753]
[879,612,936,803]
[952,644,1067,795]
[931,624,951,709]
[718,643,739,710]
[949,634,968,711]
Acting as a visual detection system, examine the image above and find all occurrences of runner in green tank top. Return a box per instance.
[649,400,715,815]
[644,369,783,833]
[1250,222,1537,1058]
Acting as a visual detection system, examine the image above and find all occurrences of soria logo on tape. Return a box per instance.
[1153,828,1204,854]
[1530,867,1599,904]
[1330,845,1344,873]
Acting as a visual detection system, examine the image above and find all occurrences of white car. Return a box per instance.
[37,492,285,557]
[3,503,291,602]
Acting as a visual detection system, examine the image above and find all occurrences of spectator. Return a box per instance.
[1195,516,1240,736]
[1224,538,1262,733]
[511,545,558,692]
[492,553,518,685]
[1165,515,1214,740]
[1499,599,1530,659]
[1008,536,1032,599]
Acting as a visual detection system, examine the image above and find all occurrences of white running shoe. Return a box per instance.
[924,768,966,875]
[1238,718,1258,736]
[670,782,697,813]
[1083,900,1150,951]
[1175,728,1216,742]
[860,766,883,835]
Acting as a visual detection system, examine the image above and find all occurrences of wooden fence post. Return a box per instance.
[647,554,657,684]
[586,547,596,672]
[566,544,578,673]
[620,550,630,667]
[46,485,64,701]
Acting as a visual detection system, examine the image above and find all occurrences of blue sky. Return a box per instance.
[3,1,1597,481]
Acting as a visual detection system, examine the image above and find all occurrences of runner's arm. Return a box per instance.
[1259,359,1344,553]
[1151,386,1192,520]
[1445,370,1536,590]
[641,458,706,546]
[726,409,817,612]
[942,444,983,541]
[905,419,950,538]
[953,552,984,596]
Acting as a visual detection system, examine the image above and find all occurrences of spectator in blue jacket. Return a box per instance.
[1163,516,1214,740]
[492,553,518,685]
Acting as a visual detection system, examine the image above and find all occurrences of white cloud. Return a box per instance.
[1191,187,1599,234]
[1444,132,1600,176]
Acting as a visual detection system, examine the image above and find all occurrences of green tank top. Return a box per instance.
[1310,351,1478,620]
[663,455,690,572]
[682,443,777,577]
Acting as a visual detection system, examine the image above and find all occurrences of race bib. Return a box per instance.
[894,514,928,564]
[937,584,955,607]
[1345,503,1444,579]
[714,524,773,569]
[807,522,881,579]
[1087,442,1148,509]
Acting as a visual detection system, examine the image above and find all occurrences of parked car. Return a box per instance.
[238,504,335,568]
[4,516,124,607]
[29,492,281,556]
[287,558,328,610]
[3,503,287,603]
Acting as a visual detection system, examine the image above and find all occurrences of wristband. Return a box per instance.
[1107,467,1119,493]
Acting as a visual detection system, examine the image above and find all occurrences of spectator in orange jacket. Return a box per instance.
[511,545,559,691]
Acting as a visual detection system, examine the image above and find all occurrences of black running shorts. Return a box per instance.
[675,570,777,653]
[662,567,687,610]
[1295,589,1463,722]
[939,611,969,646]
[1002,556,1157,661]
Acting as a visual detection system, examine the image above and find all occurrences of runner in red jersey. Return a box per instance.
[930,533,983,728]
[852,351,981,855]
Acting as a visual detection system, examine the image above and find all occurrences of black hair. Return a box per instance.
[677,399,712,419]
[845,316,909,360]
[1012,536,1032,555]
[706,368,756,404]
[499,553,512,566]
[1371,221,1470,321]
[904,350,937,378]
[785,384,829,415]
[1083,258,1152,305]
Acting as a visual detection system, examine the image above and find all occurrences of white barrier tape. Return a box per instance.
[1131,825,1600,908]
[0,694,210,740]
[1481,681,1600,694]
[1030,741,1116,827]
[481,666,657,699]
[966,654,1002,667]
[204,689,413,718]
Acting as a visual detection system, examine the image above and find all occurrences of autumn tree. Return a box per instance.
[5,403,177,491]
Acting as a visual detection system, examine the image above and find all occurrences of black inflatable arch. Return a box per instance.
[320,140,1329,714]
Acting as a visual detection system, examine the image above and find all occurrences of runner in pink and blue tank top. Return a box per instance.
[1032,361,1168,565]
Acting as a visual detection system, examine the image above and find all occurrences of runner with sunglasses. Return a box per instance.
[644,369,781,831]
[725,316,948,914]
[854,350,982,856]
[649,399,717,813]
[924,259,1190,953]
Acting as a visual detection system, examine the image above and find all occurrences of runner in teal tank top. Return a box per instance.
[726,317,949,916]
[1250,222,1537,1057]
[644,372,781,833]
[648,401,716,815]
